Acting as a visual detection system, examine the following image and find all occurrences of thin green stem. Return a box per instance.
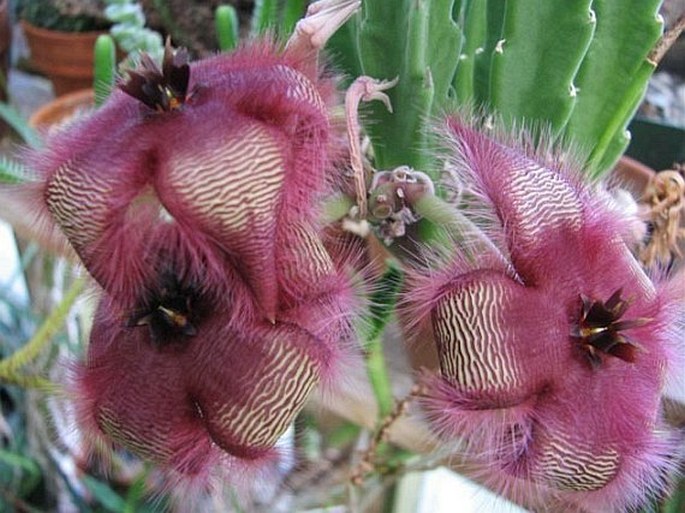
[0,277,85,387]
[0,373,56,391]
[363,261,403,420]
[365,334,394,419]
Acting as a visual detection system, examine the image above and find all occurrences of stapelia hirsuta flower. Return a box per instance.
[403,114,685,512]
[23,0,365,492]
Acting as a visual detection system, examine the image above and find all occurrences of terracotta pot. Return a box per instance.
[21,21,105,96]
[29,88,95,129]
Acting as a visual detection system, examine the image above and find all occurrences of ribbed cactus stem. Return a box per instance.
[453,0,485,103]
[588,59,657,176]
[489,0,595,132]
[407,1,429,80]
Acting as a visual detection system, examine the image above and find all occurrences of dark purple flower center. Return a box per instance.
[572,288,650,368]
[120,40,192,112]
[127,273,200,345]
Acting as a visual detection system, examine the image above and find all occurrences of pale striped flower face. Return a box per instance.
[32,42,359,482]
[405,115,684,512]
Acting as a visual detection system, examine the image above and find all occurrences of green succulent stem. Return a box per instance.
[93,34,117,107]
[0,277,85,391]
[566,0,663,177]
[215,4,239,52]
[357,0,461,173]
[453,0,486,103]
[588,59,657,176]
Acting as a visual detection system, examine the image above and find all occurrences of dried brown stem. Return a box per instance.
[349,384,425,486]
[648,13,685,66]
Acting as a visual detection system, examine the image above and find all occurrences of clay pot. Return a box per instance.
[29,88,94,129]
[21,21,105,96]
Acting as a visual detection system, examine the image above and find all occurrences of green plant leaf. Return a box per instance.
[0,156,30,185]
[0,102,42,148]
[0,449,42,498]
[81,475,127,513]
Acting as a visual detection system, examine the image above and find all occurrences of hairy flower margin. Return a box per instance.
[401,112,685,512]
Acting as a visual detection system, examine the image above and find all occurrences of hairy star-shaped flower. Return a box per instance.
[20,0,365,494]
[404,114,685,512]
